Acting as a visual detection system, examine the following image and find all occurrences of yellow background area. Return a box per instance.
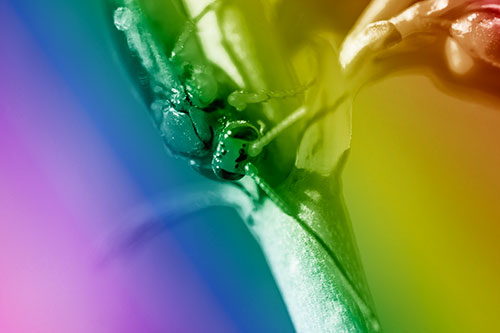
[344,74,500,332]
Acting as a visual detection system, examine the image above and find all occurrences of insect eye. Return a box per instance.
[212,122,260,181]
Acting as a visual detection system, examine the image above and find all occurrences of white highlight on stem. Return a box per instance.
[445,37,475,75]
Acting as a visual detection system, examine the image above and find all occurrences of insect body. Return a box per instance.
[113,2,233,176]
[109,3,382,332]
[112,0,310,182]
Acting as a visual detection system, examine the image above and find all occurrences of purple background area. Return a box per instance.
[0,1,293,332]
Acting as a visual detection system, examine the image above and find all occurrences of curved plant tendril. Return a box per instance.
[101,182,254,263]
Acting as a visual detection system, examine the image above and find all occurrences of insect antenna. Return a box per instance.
[228,79,315,111]
[248,105,307,157]
[248,91,350,157]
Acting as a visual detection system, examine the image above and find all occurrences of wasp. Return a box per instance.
[111,0,312,182]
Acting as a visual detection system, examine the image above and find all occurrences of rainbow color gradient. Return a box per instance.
[2,0,500,332]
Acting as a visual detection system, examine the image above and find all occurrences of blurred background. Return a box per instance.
[1,0,499,332]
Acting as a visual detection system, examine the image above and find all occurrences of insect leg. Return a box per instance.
[227,80,315,111]
[171,0,223,58]
[113,3,186,102]
[171,1,227,108]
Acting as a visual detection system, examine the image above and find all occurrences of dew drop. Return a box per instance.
[114,7,132,31]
